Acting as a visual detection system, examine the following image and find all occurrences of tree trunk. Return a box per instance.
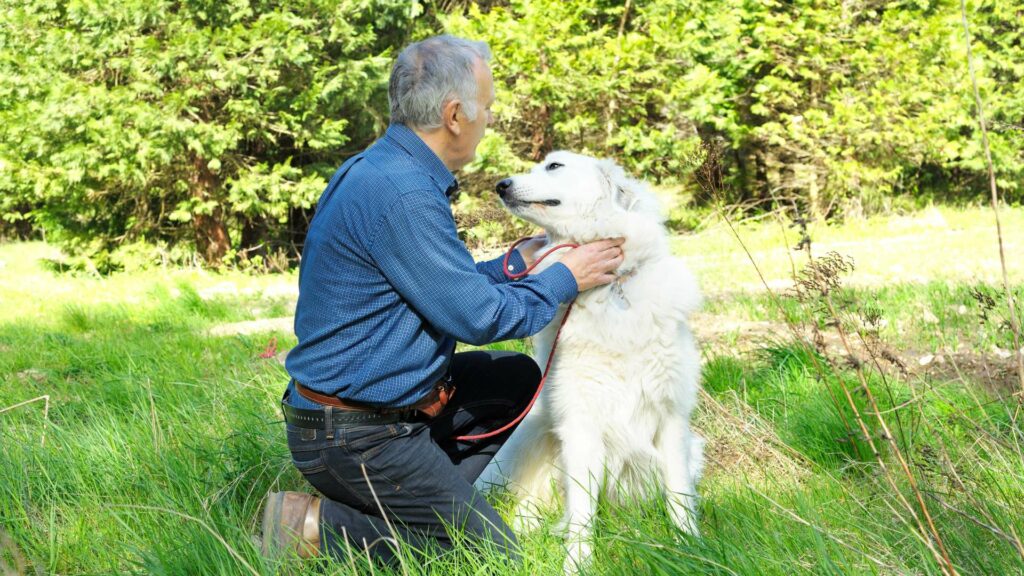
[530,50,552,161]
[190,155,230,266]
[605,0,632,143]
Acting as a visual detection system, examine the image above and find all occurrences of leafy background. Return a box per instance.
[1,0,1021,270]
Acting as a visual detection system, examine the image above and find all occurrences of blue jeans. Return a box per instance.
[285,350,540,564]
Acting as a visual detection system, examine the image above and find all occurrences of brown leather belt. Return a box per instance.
[295,378,455,419]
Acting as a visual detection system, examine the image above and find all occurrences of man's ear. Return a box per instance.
[597,158,640,211]
[442,99,462,136]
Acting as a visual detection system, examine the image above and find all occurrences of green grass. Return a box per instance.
[706,281,1024,354]
[3,206,1024,575]
[675,205,1024,291]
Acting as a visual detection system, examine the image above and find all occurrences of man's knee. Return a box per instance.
[487,351,541,405]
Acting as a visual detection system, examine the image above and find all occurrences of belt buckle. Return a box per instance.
[438,372,454,394]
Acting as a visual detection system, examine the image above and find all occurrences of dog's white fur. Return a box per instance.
[475,151,705,573]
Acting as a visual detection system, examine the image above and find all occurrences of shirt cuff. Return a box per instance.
[537,262,579,303]
[478,249,527,282]
[505,249,527,276]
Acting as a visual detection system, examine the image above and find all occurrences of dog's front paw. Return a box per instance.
[552,512,575,537]
[669,500,701,538]
[510,499,547,533]
[563,537,593,575]
[511,510,543,533]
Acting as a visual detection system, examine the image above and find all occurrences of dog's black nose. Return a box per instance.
[495,178,512,198]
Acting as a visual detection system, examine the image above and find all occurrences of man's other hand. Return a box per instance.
[560,238,625,292]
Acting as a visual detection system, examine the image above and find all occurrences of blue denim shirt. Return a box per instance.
[284,124,578,409]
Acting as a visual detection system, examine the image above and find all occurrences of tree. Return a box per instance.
[448,0,1023,219]
[0,0,416,269]
[2,0,1020,265]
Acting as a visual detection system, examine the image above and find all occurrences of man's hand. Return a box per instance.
[515,234,549,267]
[560,238,625,292]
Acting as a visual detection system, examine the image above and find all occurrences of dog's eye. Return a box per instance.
[545,162,564,172]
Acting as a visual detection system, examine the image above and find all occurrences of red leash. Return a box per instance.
[454,237,578,441]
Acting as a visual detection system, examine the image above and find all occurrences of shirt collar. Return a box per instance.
[383,123,460,198]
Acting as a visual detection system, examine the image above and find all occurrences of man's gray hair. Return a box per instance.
[388,35,492,131]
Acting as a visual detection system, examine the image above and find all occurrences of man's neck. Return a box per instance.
[414,128,459,172]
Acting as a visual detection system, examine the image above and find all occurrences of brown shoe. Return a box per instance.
[261,491,321,559]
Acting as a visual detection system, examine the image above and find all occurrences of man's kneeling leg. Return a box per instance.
[277,420,518,564]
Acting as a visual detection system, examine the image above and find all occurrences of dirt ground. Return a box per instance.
[689,311,1023,399]
[207,287,1023,398]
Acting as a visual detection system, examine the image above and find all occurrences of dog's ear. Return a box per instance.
[597,158,641,211]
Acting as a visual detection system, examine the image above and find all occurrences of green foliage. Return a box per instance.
[0,0,417,269]
[449,0,1023,220]
[732,0,1024,215]
[1,0,1022,263]
[446,0,706,183]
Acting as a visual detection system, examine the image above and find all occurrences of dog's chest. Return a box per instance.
[569,272,675,342]
[539,280,687,395]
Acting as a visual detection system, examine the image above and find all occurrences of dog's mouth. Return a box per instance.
[505,198,561,208]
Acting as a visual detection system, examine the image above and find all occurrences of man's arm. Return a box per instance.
[367,191,577,346]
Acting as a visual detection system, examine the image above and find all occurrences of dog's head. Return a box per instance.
[494,151,660,242]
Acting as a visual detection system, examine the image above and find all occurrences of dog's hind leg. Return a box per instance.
[655,414,702,537]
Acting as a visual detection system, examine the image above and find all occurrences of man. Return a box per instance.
[261,34,624,564]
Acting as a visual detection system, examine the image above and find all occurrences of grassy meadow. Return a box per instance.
[2,205,1024,575]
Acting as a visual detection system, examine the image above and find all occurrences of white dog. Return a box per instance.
[476,151,705,573]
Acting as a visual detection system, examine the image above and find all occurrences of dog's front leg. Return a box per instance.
[496,409,559,533]
[556,427,603,574]
[656,415,702,536]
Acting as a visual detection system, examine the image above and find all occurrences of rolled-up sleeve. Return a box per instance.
[367,191,577,346]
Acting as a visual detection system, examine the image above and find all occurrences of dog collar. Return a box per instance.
[610,267,638,309]
[615,267,638,284]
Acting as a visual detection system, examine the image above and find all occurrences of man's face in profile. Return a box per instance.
[452,58,495,170]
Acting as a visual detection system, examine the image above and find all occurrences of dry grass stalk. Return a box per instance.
[605,0,633,141]
[746,484,897,571]
[340,526,360,574]
[931,473,1024,562]
[820,294,959,575]
[360,463,410,576]
[112,504,260,576]
[716,220,948,570]
[695,144,960,575]
[933,496,1024,559]
[721,216,862,456]
[958,0,1024,401]
[696,158,863,458]
[0,395,50,447]
[792,258,951,564]
[930,332,1024,564]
